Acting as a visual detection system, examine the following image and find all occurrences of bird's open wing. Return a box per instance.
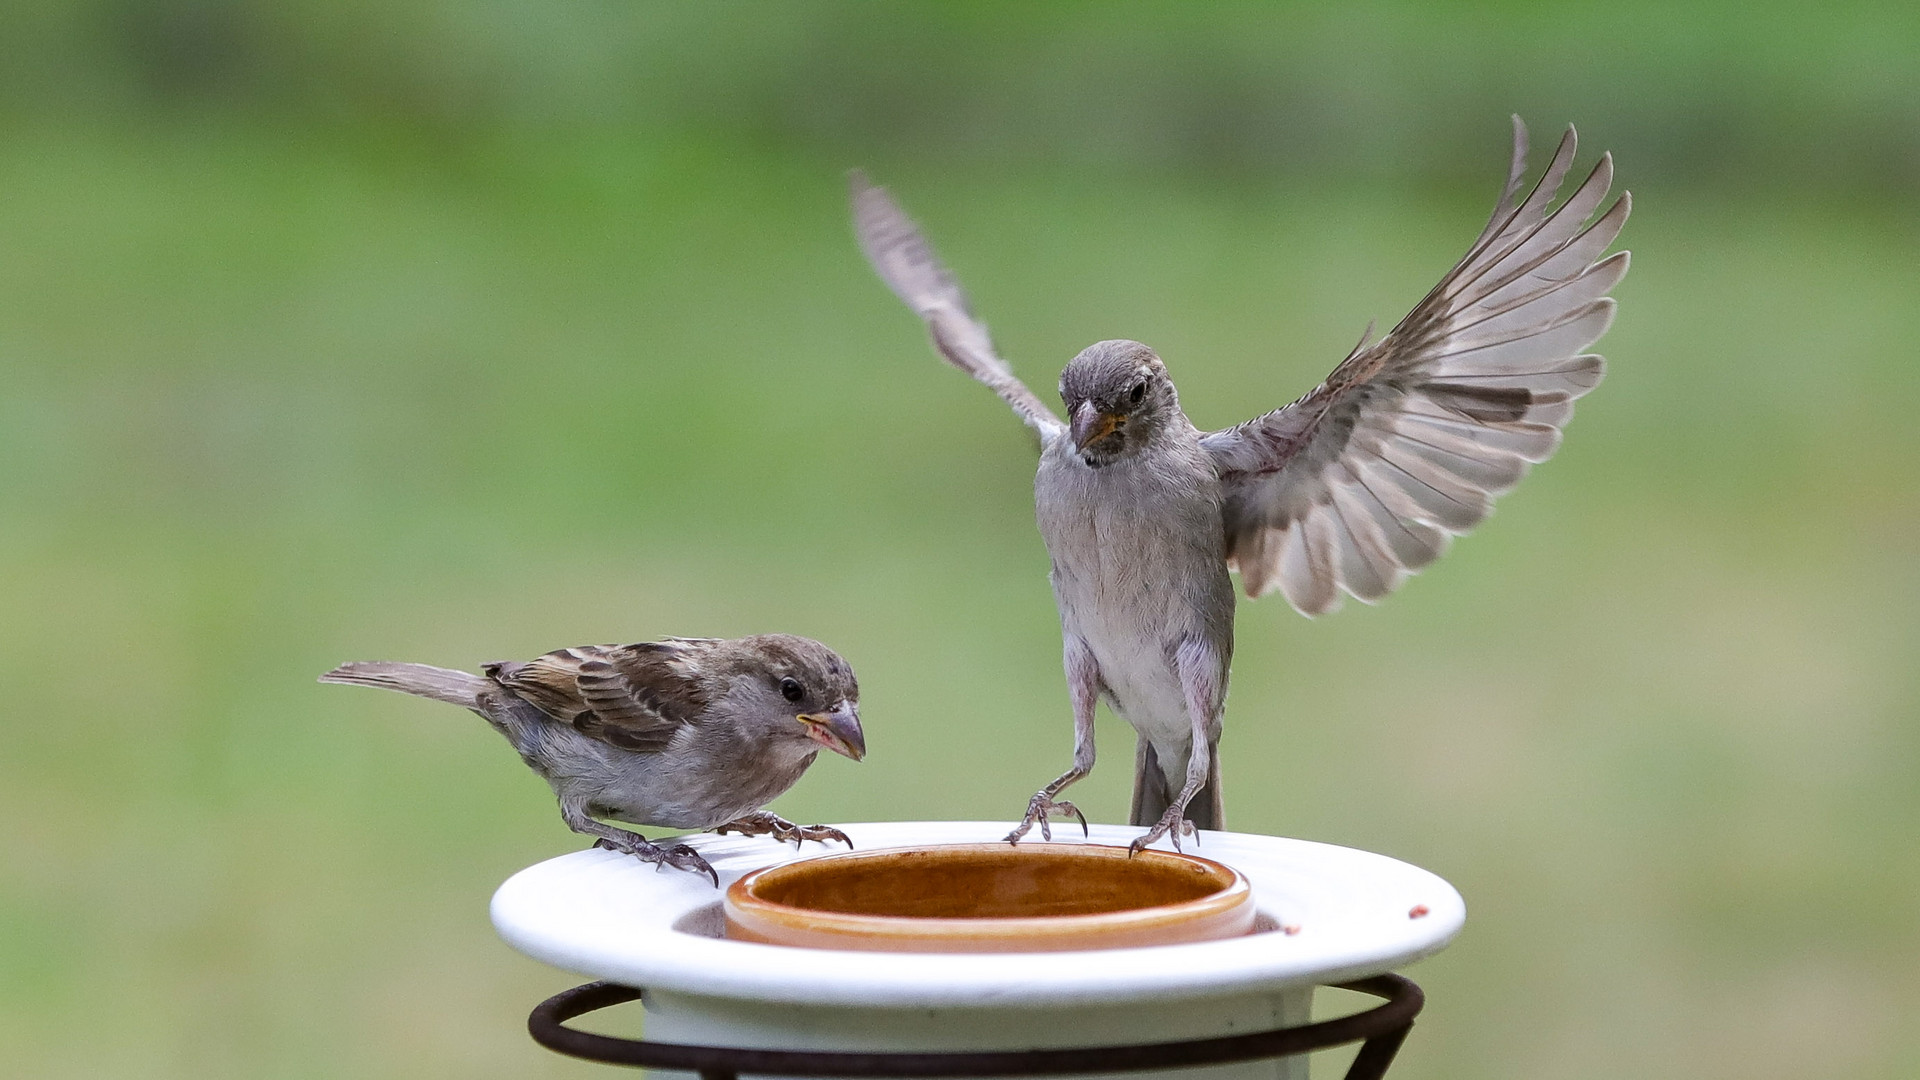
[487,642,709,754]
[850,172,1067,445]
[1202,118,1629,615]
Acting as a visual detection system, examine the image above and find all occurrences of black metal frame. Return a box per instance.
[529,973,1422,1080]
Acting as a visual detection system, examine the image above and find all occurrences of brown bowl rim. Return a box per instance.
[723,842,1252,944]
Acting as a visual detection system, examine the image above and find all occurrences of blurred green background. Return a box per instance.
[2,2,1916,1077]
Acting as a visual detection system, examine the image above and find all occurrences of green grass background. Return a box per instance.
[1,3,1916,1077]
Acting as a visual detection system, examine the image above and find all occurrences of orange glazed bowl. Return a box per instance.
[723,843,1255,953]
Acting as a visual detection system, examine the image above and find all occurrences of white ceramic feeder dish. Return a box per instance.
[493,822,1464,1080]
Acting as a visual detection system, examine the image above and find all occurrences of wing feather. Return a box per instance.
[850,172,1067,443]
[1203,118,1628,614]
[487,642,704,754]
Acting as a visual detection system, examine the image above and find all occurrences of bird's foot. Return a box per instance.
[1128,807,1199,856]
[1003,791,1089,845]
[592,835,719,886]
[713,811,853,849]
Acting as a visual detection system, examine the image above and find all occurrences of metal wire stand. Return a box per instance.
[529,972,1422,1080]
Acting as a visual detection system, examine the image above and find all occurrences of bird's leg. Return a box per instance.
[713,811,853,849]
[560,798,718,886]
[1131,638,1224,856]
[1005,638,1100,844]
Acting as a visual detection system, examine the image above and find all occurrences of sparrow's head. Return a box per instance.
[729,634,864,761]
[1059,340,1176,466]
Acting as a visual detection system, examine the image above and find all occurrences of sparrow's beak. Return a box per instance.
[798,700,865,761]
[1070,400,1121,451]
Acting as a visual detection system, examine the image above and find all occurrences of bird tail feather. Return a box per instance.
[319,661,488,709]
[1130,739,1224,831]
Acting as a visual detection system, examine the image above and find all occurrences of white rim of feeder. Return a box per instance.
[491,821,1464,1009]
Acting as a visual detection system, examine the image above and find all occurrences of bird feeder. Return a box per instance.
[494,821,1463,1080]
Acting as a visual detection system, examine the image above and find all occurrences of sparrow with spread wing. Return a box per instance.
[321,634,865,883]
[852,118,1627,852]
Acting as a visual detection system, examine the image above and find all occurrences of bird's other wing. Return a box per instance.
[1202,118,1628,615]
[487,643,707,754]
[850,171,1067,445]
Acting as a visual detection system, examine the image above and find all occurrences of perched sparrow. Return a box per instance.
[853,118,1627,852]
[320,635,865,883]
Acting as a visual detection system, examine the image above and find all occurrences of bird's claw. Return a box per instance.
[779,823,853,848]
[1003,791,1089,845]
[714,812,853,850]
[1128,808,1199,856]
[592,835,719,886]
[659,843,721,886]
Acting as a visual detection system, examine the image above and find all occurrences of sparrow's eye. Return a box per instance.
[1129,381,1146,405]
[780,677,805,703]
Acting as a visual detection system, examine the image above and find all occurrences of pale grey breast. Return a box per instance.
[1034,433,1235,744]
[588,728,819,831]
